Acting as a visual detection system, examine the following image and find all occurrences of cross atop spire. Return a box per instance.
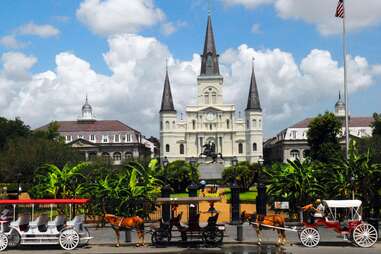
[160,64,176,113]
[246,58,262,112]
[200,12,220,76]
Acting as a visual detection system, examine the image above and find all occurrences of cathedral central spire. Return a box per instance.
[200,14,220,76]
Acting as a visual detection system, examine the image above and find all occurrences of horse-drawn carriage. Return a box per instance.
[151,197,225,245]
[241,199,378,248]
[0,199,92,251]
[299,200,378,248]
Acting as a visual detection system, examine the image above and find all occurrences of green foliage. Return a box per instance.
[33,121,63,142]
[157,160,199,193]
[307,112,343,162]
[264,159,324,213]
[371,113,381,136]
[0,136,81,185]
[222,161,258,191]
[0,117,30,150]
[321,141,381,216]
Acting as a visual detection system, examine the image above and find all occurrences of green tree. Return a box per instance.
[0,117,30,150]
[157,160,199,193]
[0,136,81,185]
[264,159,324,213]
[307,112,343,162]
[222,161,258,191]
[33,121,63,142]
[371,113,381,136]
[322,141,381,217]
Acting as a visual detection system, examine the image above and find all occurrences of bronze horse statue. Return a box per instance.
[199,142,223,163]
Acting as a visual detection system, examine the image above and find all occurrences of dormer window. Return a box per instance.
[65,135,72,142]
[90,135,96,142]
[78,135,84,139]
[102,135,109,143]
[126,134,131,142]
[114,134,120,143]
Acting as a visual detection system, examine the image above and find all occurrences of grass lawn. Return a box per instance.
[170,193,189,198]
[224,186,258,202]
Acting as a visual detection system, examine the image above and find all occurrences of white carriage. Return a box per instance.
[299,200,378,248]
[0,199,92,251]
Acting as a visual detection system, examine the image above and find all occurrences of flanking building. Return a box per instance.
[159,13,263,164]
[37,97,154,164]
[264,94,373,163]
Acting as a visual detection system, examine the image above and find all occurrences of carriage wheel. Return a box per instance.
[151,230,171,245]
[7,229,21,248]
[202,230,224,244]
[79,227,91,246]
[352,223,378,248]
[299,227,320,248]
[59,228,80,250]
[0,233,8,252]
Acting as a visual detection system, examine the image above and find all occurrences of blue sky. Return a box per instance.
[0,0,380,138]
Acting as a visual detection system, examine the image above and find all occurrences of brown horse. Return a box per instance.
[104,214,145,247]
[241,211,288,246]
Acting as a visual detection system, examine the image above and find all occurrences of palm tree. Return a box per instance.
[265,159,324,213]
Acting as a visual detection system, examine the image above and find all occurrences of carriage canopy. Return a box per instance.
[323,200,362,208]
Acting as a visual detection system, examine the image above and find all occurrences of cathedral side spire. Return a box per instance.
[246,58,262,111]
[160,66,176,113]
[200,13,220,76]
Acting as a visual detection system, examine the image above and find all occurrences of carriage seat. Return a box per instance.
[48,215,66,231]
[29,214,49,232]
[181,213,201,231]
[11,214,30,232]
[67,215,85,230]
[206,213,219,227]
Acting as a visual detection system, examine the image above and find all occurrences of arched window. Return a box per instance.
[179,144,184,154]
[172,121,175,129]
[238,143,243,154]
[226,119,230,129]
[204,92,209,104]
[102,152,110,161]
[125,152,133,159]
[165,121,170,130]
[212,92,217,104]
[160,121,163,130]
[165,144,170,153]
[258,119,262,128]
[290,150,300,160]
[253,119,257,128]
[246,120,250,129]
[192,120,196,130]
[253,143,257,152]
[113,152,122,161]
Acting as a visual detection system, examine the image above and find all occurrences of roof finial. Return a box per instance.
[208,0,212,16]
[252,57,255,70]
[339,90,341,100]
[166,57,168,72]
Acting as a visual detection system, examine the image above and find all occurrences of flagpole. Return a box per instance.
[342,0,349,161]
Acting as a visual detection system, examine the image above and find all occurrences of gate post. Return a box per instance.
[188,182,198,219]
[256,182,267,215]
[161,184,171,222]
[231,181,240,224]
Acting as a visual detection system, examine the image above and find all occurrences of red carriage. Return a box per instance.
[299,200,378,248]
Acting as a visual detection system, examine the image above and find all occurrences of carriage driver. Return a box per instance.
[302,199,325,224]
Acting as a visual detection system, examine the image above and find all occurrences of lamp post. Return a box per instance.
[256,156,266,216]
[350,175,355,200]
[231,157,240,224]
[16,172,22,198]
[188,157,198,218]
[161,156,171,222]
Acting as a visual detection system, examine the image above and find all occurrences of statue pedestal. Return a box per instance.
[198,162,225,180]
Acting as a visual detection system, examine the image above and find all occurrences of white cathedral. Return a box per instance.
[159,14,263,164]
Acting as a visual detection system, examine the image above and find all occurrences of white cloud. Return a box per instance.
[17,22,60,38]
[251,23,262,34]
[161,21,187,36]
[224,0,381,35]
[223,0,274,9]
[1,36,380,137]
[76,0,165,36]
[0,35,27,49]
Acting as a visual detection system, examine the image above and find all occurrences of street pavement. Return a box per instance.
[3,223,380,253]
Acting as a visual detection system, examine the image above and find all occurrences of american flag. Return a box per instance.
[335,0,344,18]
